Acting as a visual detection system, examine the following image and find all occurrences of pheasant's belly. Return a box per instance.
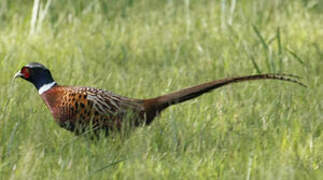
[55,113,123,134]
[52,103,144,134]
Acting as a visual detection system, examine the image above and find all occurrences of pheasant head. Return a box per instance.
[14,62,57,94]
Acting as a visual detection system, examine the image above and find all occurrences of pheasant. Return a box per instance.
[14,62,305,136]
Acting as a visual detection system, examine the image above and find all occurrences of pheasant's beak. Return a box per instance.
[14,71,23,80]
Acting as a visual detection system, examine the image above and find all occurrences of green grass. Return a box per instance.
[0,0,322,179]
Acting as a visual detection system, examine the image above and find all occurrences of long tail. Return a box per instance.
[144,74,306,114]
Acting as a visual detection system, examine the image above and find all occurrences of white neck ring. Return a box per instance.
[38,82,56,95]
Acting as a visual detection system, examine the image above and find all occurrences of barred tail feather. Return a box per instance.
[149,74,306,111]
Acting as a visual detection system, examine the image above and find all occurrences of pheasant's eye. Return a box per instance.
[21,67,30,79]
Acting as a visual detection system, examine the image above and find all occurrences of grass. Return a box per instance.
[0,0,322,179]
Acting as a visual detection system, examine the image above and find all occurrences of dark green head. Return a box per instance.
[15,62,56,94]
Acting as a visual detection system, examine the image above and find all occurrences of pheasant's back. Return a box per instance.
[40,85,145,134]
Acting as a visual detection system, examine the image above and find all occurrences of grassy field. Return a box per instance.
[0,0,322,179]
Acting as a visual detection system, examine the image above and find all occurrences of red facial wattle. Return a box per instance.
[21,67,30,79]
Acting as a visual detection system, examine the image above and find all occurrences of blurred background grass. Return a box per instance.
[0,0,322,179]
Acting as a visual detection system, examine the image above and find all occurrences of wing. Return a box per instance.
[75,87,144,117]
